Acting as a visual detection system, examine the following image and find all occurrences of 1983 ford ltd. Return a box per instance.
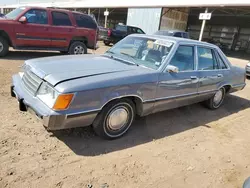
[11,35,246,139]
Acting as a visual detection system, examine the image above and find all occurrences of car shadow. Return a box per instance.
[52,94,250,156]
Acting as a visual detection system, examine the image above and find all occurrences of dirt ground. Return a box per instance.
[0,43,250,188]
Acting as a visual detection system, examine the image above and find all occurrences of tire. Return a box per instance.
[68,41,87,55]
[93,99,135,139]
[0,37,9,57]
[104,40,111,46]
[204,87,226,110]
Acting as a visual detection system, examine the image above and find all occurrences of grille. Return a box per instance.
[22,70,42,95]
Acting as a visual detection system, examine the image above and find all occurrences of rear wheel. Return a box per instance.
[0,37,9,57]
[204,87,226,110]
[93,99,135,139]
[69,41,87,55]
[104,40,111,46]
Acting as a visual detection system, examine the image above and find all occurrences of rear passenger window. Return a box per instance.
[136,28,144,33]
[169,46,194,71]
[174,32,182,38]
[52,11,72,26]
[198,47,219,70]
[73,13,97,29]
[216,51,228,69]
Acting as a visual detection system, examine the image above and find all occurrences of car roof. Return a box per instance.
[130,34,217,48]
[157,30,188,33]
[19,6,89,15]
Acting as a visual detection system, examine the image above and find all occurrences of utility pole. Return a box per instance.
[104,8,109,28]
[199,8,208,41]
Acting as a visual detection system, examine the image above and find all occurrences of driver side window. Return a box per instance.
[169,45,194,72]
[24,9,48,24]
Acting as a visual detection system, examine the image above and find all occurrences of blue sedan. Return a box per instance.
[11,34,246,139]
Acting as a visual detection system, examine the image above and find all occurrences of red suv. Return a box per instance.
[0,7,98,57]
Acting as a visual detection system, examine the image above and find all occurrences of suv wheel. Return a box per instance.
[104,40,111,46]
[93,99,135,139]
[0,37,9,57]
[69,41,87,55]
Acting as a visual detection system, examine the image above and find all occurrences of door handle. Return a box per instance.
[217,74,223,78]
[190,76,198,80]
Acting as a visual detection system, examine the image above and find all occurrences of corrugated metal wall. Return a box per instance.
[127,8,161,34]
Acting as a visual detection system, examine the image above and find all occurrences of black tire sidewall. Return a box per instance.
[0,37,9,57]
[104,40,110,46]
[69,41,87,55]
[210,87,226,109]
[93,99,135,139]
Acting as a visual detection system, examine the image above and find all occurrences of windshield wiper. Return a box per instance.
[120,52,139,66]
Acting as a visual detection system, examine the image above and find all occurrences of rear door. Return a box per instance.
[73,13,98,48]
[197,46,224,96]
[113,25,128,41]
[49,11,75,49]
[15,9,51,47]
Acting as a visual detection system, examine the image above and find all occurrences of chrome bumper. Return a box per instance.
[11,74,98,130]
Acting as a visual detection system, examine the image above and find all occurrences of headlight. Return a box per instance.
[37,82,74,110]
[247,63,250,67]
[37,82,59,108]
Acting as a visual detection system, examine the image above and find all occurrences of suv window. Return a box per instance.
[52,11,72,26]
[24,9,48,24]
[73,13,97,29]
[174,32,182,38]
[215,51,228,69]
[183,32,189,38]
[136,28,144,33]
[169,45,194,71]
[115,25,127,32]
[198,47,219,70]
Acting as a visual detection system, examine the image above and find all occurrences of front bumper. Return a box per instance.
[11,74,98,130]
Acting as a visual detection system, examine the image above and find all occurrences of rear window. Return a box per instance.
[52,11,72,26]
[115,25,127,32]
[73,13,97,29]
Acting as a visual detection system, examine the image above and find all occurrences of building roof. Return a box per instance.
[1,0,250,8]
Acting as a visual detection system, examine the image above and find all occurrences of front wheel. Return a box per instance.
[204,87,226,110]
[93,99,135,139]
[0,37,9,57]
[69,41,87,55]
[103,40,111,46]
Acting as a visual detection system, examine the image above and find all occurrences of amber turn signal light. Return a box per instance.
[53,94,74,110]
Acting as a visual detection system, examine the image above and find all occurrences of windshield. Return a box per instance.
[5,7,26,19]
[106,36,174,70]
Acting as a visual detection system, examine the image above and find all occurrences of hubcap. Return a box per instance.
[107,107,129,131]
[74,46,84,54]
[0,42,3,53]
[213,89,223,106]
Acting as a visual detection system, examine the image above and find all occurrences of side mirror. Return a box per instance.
[166,65,179,73]
[19,16,27,24]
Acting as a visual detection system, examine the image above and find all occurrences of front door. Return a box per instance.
[15,9,51,47]
[154,45,199,113]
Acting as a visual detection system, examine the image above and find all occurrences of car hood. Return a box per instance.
[25,54,138,86]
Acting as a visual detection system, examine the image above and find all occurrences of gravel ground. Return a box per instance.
[0,44,250,188]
